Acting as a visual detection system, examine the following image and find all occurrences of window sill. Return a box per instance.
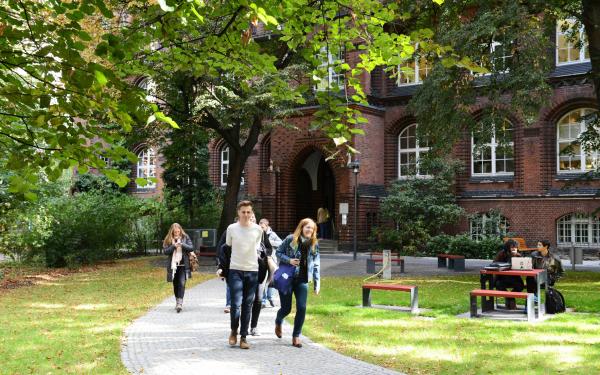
[469,175,514,183]
[555,172,599,181]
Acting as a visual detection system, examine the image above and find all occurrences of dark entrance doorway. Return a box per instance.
[294,151,335,239]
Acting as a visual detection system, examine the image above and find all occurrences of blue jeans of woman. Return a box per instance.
[227,270,258,338]
[275,279,308,337]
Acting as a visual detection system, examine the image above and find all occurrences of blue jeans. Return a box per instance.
[226,284,231,306]
[227,270,258,337]
[276,279,308,337]
[262,285,275,303]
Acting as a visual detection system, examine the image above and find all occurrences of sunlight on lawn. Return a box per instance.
[513,345,583,364]
[361,344,463,362]
[74,303,112,310]
[30,302,66,309]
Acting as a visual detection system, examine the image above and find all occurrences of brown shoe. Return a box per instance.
[228,330,237,346]
[275,324,282,338]
[292,337,302,348]
[239,337,250,349]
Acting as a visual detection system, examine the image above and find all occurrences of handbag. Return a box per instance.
[189,252,199,272]
[273,262,296,295]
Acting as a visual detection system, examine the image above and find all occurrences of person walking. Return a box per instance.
[163,223,194,313]
[259,218,282,308]
[249,215,273,336]
[217,201,263,349]
[274,218,321,348]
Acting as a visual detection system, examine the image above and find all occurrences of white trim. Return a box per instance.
[397,56,430,86]
[314,47,345,92]
[220,146,245,187]
[557,213,600,245]
[136,148,156,189]
[556,108,598,173]
[397,124,430,178]
[556,19,590,66]
[471,122,515,176]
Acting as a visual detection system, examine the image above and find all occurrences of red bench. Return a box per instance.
[470,289,535,322]
[437,254,465,271]
[197,252,216,257]
[362,283,418,314]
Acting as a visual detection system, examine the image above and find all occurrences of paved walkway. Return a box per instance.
[121,256,402,375]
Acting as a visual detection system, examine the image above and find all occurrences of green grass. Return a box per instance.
[302,272,600,375]
[0,257,212,374]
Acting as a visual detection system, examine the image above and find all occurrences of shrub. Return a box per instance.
[44,192,144,267]
[427,234,503,260]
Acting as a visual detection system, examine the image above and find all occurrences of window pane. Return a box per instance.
[398,61,416,84]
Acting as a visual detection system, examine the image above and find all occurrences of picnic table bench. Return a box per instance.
[437,254,465,271]
[470,289,535,322]
[362,283,418,314]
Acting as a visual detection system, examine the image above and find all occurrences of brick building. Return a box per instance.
[202,23,599,255]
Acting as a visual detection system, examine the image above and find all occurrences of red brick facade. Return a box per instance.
[206,76,600,253]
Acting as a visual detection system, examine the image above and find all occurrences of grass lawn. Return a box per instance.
[303,272,600,375]
[0,257,212,374]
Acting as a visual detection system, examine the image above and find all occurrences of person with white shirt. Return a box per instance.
[218,200,263,349]
[259,218,282,307]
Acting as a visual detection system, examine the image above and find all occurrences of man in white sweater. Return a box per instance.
[225,200,263,349]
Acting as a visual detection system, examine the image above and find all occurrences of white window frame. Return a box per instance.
[469,214,509,241]
[397,124,430,178]
[136,77,156,102]
[471,122,514,176]
[556,108,599,173]
[220,146,244,187]
[472,40,512,76]
[314,47,345,92]
[556,19,590,66]
[557,214,600,245]
[397,53,430,86]
[136,148,156,189]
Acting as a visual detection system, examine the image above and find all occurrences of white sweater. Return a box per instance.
[226,222,263,272]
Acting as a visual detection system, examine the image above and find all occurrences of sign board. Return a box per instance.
[185,228,217,250]
[339,203,349,215]
[382,249,392,280]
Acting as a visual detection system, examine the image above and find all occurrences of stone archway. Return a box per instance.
[292,149,337,239]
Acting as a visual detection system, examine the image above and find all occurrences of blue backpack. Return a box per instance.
[273,263,296,295]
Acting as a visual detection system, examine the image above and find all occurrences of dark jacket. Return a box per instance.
[531,250,564,285]
[217,230,272,281]
[164,234,194,282]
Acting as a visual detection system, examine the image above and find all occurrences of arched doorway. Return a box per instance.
[294,150,336,239]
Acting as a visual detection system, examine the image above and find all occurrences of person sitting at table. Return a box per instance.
[526,240,564,295]
[494,239,524,310]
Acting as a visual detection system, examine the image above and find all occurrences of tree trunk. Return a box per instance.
[217,146,248,237]
[583,0,600,108]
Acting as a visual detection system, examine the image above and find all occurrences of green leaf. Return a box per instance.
[94,70,108,86]
[24,192,38,201]
[333,136,347,146]
[432,0,444,4]
[155,111,180,129]
[135,178,148,187]
[158,0,175,12]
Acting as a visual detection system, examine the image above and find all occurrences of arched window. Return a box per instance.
[472,120,514,176]
[221,146,244,187]
[469,213,509,241]
[136,148,156,189]
[557,213,600,245]
[398,124,429,177]
[557,108,598,173]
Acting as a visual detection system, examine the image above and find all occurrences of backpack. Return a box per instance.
[545,287,565,314]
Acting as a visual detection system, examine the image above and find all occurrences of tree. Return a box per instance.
[378,159,465,254]
[0,0,179,199]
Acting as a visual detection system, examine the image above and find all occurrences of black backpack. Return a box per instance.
[545,287,566,314]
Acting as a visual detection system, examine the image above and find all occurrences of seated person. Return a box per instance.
[526,240,564,294]
[494,239,524,310]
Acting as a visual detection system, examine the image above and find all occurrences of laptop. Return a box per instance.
[511,257,533,270]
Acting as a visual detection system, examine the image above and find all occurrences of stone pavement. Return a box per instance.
[121,256,402,375]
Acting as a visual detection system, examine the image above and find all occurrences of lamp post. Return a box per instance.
[348,160,360,261]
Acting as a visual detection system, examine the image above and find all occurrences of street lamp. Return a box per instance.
[347,160,360,261]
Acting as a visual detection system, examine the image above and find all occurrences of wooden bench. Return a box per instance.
[503,237,538,252]
[362,283,418,314]
[367,253,405,273]
[470,289,535,322]
[197,252,217,257]
[437,254,466,271]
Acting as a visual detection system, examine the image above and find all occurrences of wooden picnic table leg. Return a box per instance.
[410,287,418,314]
[480,274,494,312]
[400,259,405,273]
[437,256,446,268]
[362,288,372,307]
[470,294,478,318]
